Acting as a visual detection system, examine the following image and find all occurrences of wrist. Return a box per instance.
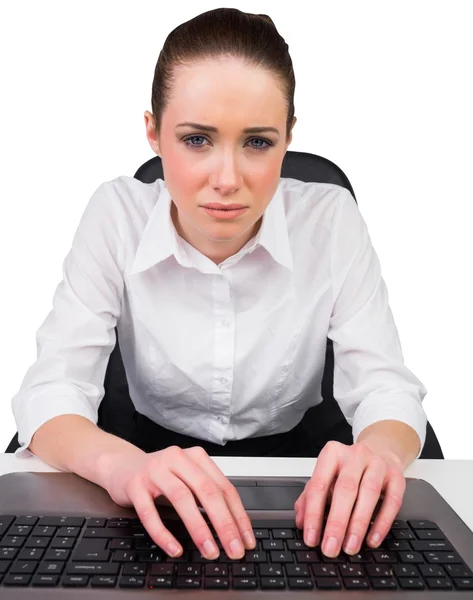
[356,436,406,471]
[96,444,146,490]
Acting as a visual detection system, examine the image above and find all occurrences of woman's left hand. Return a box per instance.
[294,440,406,557]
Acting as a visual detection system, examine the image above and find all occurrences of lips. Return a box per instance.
[202,203,247,210]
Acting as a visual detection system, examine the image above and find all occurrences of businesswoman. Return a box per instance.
[12,8,428,564]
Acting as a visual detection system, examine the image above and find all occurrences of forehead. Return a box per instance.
[167,58,286,125]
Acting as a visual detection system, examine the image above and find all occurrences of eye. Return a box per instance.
[182,135,273,152]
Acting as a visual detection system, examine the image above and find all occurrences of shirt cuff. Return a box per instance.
[351,393,428,461]
[13,390,99,459]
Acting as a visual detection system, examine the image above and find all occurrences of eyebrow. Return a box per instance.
[175,122,280,135]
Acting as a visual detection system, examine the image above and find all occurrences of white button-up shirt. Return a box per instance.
[11,175,428,459]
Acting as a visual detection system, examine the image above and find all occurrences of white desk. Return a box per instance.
[1,454,472,531]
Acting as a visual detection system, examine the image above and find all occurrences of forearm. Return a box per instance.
[355,419,421,470]
[29,414,145,488]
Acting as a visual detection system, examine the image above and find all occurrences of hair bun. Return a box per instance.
[255,14,275,26]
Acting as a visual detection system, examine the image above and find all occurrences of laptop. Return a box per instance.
[0,471,472,597]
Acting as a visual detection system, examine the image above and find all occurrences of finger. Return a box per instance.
[321,444,368,557]
[184,447,256,550]
[342,455,386,555]
[366,466,406,549]
[294,490,305,529]
[147,450,221,560]
[126,477,183,559]
[167,448,247,560]
[301,441,342,548]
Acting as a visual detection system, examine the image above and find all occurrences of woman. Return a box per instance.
[11,8,428,563]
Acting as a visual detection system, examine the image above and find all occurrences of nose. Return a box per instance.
[210,151,241,194]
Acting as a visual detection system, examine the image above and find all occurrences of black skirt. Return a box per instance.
[130,411,316,457]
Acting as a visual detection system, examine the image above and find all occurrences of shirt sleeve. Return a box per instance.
[327,188,428,461]
[11,181,125,458]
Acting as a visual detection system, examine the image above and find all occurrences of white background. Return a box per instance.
[1,1,472,458]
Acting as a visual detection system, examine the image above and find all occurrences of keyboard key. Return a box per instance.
[62,575,89,586]
[90,575,117,587]
[419,564,445,577]
[123,563,147,576]
[343,577,370,589]
[399,550,424,563]
[339,564,365,577]
[315,577,341,589]
[39,517,85,528]
[394,565,419,578]
[287,539,309,550]
[312,564,338,577]
[233,577,257,589]
[32,574,59,586]
[253,529,269,539]
[270,550,293,563]
[67,562,119,575]
[411,540,453,551]
[150,564,174,576]
[261,576,285,589]
[272,529,293,539]
[204,577,229,589]
[408,519,438,529]
[232,564,255,577]
[371,577,397,589]
[18,547,44,560]
[425,576,453,589]
[286,564,309,577]
[44,548,70,561]
[288,577,313,589]
[445,563,473,577]
[260,564,283,577]
[453,578,473,590]
[398,577,425,589]
[296,550,320,563]
[10,560,37,574]
[262,539,284,550]
[425,551,463,564]
[119,575,145,587]
[373,551,398,563]
[37,562,64,574]
[148,576,172,588]
[176,576,201,588]
[366,564,392,577]
[392,529,415,540]
[3,573,32,586]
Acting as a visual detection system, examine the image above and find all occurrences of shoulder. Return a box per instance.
[279,176,357,232]
[93,175,162,212]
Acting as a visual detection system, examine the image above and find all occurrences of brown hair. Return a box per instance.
[150,8,296,141]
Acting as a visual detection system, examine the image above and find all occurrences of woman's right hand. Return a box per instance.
[99,445,257,561]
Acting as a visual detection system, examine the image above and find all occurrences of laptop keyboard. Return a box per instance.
[1,514,473,591]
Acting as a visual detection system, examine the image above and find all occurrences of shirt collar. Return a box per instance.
[129,179,293,275]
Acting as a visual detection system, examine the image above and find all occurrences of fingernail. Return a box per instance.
[229,538,244,558]
[243,530,256,549]
[305,528,317,546]
[344,533,358,554]
[203,539,219,559]
[166,541,182,557]
[323,536,339,557]
[369,532,380,546]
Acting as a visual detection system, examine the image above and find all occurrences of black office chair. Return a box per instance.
[5,150,443,458]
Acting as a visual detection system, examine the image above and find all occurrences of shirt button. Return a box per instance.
[222,319,230,327]
[220,377,227,384]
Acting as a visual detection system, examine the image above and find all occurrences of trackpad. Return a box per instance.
[236,484,304,510]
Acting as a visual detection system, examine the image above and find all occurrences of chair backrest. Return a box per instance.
[5,150,443,458]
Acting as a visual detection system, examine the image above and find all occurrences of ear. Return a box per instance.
[144,111,161,156]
